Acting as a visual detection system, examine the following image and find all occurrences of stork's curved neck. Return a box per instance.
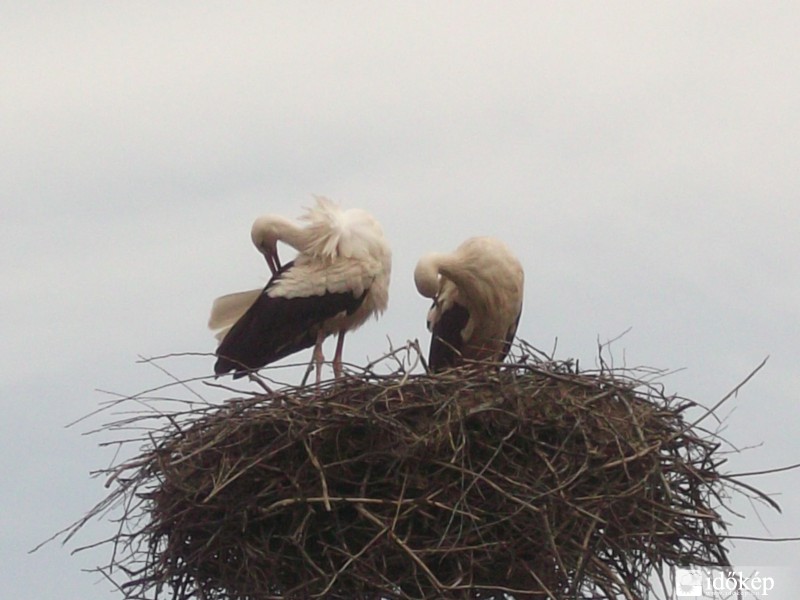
[435,254,492,313]
[251,215,309,252]
[436,255,471,290]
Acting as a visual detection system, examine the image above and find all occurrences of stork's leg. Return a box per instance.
[332,331,346,378]
[300,330,327,387]
[313,329,326,384]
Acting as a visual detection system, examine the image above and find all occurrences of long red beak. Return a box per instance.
[266,247,282,276]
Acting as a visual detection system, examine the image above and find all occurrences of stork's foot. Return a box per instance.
[332,331,347,381]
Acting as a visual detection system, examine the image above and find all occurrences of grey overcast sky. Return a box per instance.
[3,3,799,598]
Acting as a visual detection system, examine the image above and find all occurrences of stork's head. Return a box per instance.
[413,253,442,299]
[250,216,283,275]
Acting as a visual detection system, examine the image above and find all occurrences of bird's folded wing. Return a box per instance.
[214,282,367,377]
[428,301,470,373]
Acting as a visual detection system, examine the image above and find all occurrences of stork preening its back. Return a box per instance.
[414,236,524,372]
[209,197,391,381]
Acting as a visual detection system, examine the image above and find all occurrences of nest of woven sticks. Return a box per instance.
[66,342,777,600]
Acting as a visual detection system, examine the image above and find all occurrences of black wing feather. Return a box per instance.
[428,301,470,373]
[214,260,366,378]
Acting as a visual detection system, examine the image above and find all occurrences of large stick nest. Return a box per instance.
[65,343,777,599]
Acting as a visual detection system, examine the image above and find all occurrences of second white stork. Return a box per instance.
[414,236,524,372]
[209,197,391,381]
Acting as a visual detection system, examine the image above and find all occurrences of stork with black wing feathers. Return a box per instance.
[209,197,391,383]
[414,236,524,372]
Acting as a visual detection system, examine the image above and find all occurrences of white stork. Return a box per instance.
[414,236,524,372]
[209,196,391,382]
